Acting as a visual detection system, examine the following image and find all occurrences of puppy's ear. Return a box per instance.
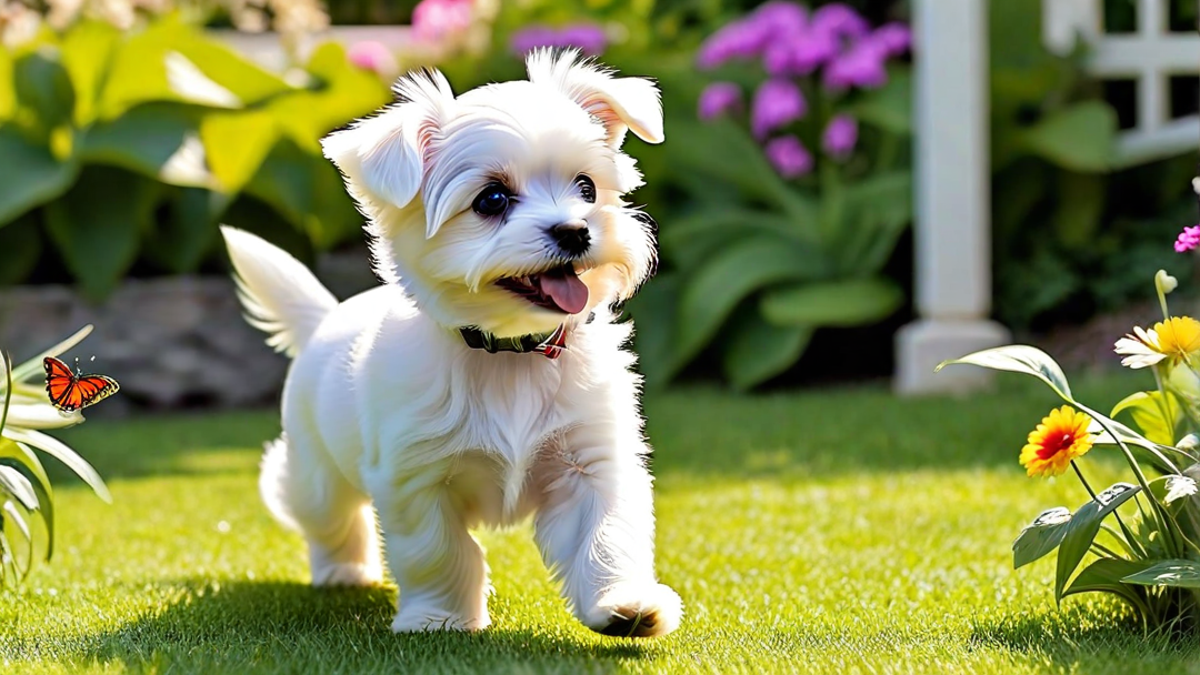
[526,49,664,147]
[321,70,453,215]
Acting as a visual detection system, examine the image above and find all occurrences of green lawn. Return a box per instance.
[4,373,1200,674]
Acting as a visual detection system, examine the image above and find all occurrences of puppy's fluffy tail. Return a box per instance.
[220,226,337,357]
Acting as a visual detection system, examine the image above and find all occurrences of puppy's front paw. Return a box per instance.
[584,582,682,638]
[391,607,490,633]
[311,562,383,587]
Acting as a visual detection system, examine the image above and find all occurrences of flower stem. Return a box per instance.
[1089,542,1125,559]
[1073,459,1144,555]
[1071,460,1098,500]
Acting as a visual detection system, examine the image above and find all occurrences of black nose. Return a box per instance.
[549,222,591,256]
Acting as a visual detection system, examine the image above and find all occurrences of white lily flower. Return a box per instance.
[1114,326,1167,369]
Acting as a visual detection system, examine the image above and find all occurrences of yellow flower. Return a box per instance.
[1020,406,1094,478]
[1114,316,1200,369]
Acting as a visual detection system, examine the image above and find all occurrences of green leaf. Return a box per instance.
[1122,559,1200,588]
[1111,391,1181,446]
[627,273,682,388]
[2,427,111,504]
[0,215,43,286]
[936,345,1073,400]
[850,67,911,134]
[13,50,76,131]
[3,499,33,577]
[1020,101,1117,172]
[675,235,828,371]
[60,20,121,126]
[1062,558,1154,618]
[169,37,293,106]
[721,312,813,391]
[0,126,80,224]
[1056,483,1142,602]
[200,110,280,193]
[44,167,159,301]
[269,42,390,151]
[0,440,52,560]
[0,466,37,511]
[0,44,14,122]
[835,171,913,272]
[1051,172,1105,248]
[660,207,816,251]
[1013,506,1071,569]
[143,188,229,274]
[760,277,903,328]
[79,102,211,188]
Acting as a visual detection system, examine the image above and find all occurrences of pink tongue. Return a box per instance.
[538,270,589,314]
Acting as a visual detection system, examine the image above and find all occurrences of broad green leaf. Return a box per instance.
[44,167,159,301]
[626,273,682,388]
[760,277,903,328]
[1013,506,1071,569]
[1111,390,1181,446]
[722,311,813,391]
[1056,482,1142,602]
[1020,101,1117,172]
[1062,558,1154,618]
[0,126,80,224]
[660,207,815,251]
[3,500,33,576]
[675,236,827,371]
[0,466,37,511]
[13,51,75,132]
[143,188,229,274]
[200,111,280,193]
[836,171,913,272]
[270,42,390,151]
[60,20,121,126]
[0,215,42,286]
[1122,559,1200,588]
[170,37,293,106]
[937,345,1073,400]
[1051,171,1105,248]
[1088,416,1183,475]
[0,46,14,122]
[850,67,911,134]
[79,102,211,187]
[2,427,111,504]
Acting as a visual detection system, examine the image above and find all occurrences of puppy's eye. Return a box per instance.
[575,174,596,204]
[472,183,513,217]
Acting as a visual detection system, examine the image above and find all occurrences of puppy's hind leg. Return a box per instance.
[261,435,383,587]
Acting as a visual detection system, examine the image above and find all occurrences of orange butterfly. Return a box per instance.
[43,356,119,413]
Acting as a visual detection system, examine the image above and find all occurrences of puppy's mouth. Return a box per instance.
[496,265,589,315]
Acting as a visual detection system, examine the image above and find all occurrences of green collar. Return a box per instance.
[458,313,593,360]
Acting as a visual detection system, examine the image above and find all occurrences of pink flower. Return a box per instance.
[412,0,472,42]
[822,114,858,159]
[810,3,870,40]
[751,78,806,139]
[1175,224,1200,252]
[698,82,742,120]
[346,41,396,74]
[872,22,912,56]
[696,18,774,69]
[764,135,813,178]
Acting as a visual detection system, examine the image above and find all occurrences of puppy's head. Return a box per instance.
[322,49,663,338]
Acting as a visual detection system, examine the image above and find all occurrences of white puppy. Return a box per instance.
[220,49,681,638]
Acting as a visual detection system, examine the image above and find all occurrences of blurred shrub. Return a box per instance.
[0,14,389,300]
[623,2,914,390]
[989,0,1198,331]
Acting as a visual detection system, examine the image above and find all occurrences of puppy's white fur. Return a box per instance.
[221,50,680,637]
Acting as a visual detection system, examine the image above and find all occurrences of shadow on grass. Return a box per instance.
[55,579,648,674]
[47,371,1142,486]
[968,604,1200,673]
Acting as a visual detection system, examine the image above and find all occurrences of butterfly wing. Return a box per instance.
[73,375,119,409]
[44,357,80,411]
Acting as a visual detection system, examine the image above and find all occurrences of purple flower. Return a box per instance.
[751,78,806,139]
[810,3,870,40]
[822,114,858,158]
[698,82,742,120]
[752,1,809,35]
[764,135,813,178]
[696,17,773,69]
[872,22,912,57]
[510,24,608,56]
[1176,224,1200,253]
[823,40,888,90]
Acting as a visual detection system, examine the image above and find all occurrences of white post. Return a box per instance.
[895,0,1011,395]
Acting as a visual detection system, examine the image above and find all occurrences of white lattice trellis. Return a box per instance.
[1044,0,1200,166]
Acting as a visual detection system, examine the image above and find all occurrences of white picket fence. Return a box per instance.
[896,0,1200,395]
